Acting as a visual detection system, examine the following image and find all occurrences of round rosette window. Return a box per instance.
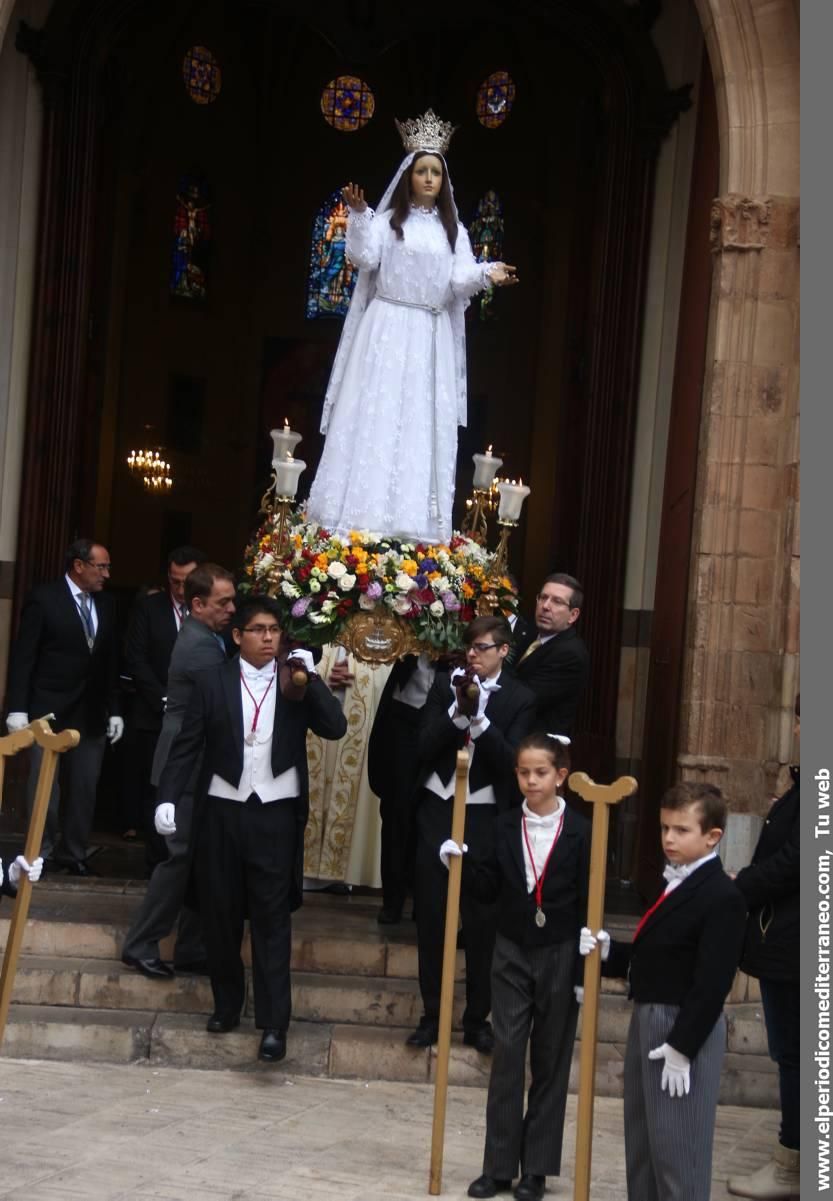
[476,70,516,129]
[182,46,222,105]
[321,75,376,132]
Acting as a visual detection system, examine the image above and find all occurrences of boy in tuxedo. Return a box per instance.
[580,782,746,1201]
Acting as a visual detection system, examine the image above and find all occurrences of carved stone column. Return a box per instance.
[677,192,800,807]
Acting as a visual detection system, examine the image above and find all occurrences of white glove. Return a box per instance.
[6,712,29,733]
[8,855,43,886]
[579,927,611,960]
[107,716,125,744]
[290,649,316,675]
[574,986,584,1004]
[648,1043,691,1098]
[154,803,177,836]
[439,839,467,870]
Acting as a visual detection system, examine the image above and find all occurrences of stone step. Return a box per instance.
[0,1005,779,1107]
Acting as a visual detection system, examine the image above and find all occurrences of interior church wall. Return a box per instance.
[0,0,49,693]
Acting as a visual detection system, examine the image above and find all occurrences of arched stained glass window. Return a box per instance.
[306,189,357,319]
[321,75,375,132]
[182,46,222,105]
[476,70,516,129]
[470,190,505,320]
[170,172,212,301]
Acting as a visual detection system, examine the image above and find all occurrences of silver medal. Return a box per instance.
[535,907,546,929]
[245,731,257,746]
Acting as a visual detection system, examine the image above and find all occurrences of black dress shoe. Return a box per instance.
[258,1029,287,1062]
[377,906,403,925]
[121,953,174,980]
[514,1174,545,1201]
[468,1176,512,1198]
[406,1020,438,1048]
[463,1023,495,1054]
[206,1012,240,1033]
[65,860,97,877]
[173,959,210,975]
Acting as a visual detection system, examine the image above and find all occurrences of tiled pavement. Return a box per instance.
[0,1057,779,1200]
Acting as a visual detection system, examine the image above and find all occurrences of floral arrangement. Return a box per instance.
[240,516,518,651]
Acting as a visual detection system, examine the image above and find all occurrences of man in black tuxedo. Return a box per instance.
[406,615,536,1052]
[122,562,235,980]
[123,545,206,865]
[155,596,347,1063]
[513,573,590,736]
[5,538,122,874]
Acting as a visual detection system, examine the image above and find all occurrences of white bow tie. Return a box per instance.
[242,663,276,683]
[663,862,691,885]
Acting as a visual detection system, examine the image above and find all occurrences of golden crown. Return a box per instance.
[394,108,457,155]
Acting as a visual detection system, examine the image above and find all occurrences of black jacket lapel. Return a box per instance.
[221,659,245,777]
[639,858,721,938]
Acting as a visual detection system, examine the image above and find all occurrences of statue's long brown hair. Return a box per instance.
[388,151,458,250]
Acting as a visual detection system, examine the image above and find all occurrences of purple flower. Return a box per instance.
[291,596,312,618]
[441,590,461,612]
[366,580,383,600]
[415,573,429,590]
[419,558,438,574]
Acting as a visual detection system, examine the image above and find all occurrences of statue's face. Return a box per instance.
[410,154,443,205]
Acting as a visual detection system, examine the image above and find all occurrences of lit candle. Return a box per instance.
[472,444,503,490]
[496,477,531,522]
[270,418,302,465]
[274,451,306,499]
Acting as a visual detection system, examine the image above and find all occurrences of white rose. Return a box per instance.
[338,573,356,592]
[328,561,347,580]
[392,594,413,615]
[359,593,378,611]
[310,579,321,593]
[429,600,445,617]
[395,572,415,592]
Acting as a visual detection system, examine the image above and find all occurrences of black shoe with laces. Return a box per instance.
[467,1176,512,1198]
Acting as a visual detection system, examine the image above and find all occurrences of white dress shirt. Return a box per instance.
[208,660,300,803]
[65,574,99,636]
[425,671,502,806]
[661,850,718,895]
[521,798,566,893]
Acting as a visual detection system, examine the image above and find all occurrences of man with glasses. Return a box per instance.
[155,597,346,1062]
[6,538,122,874]
[122,562,235,980]
[406,615,536,1053]
[514,573,590,736]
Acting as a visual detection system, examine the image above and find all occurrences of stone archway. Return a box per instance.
[677,0,800,803]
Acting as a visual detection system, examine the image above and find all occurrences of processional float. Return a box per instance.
[245,426,638,1199]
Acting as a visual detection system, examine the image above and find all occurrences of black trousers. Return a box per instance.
[761,977,800,1149]
[415,790,497,1028]
[196,793,297,1031]
[378,702,422,913]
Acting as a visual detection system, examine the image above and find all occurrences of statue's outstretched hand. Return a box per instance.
[488,263,519,287]
[342,183,367,212]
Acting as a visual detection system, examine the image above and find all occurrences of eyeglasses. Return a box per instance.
[241,625,280,636]
[537,594,571,607]
[84,560,111,571]
[468,641,501,653]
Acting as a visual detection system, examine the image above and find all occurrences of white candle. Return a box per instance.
[472,445,503,490]
[271,418,302,465]
[497,478,531,522]
[274,454,306,499]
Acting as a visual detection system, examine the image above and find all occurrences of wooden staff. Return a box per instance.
[0,727,35,808]
[429,747,470,1196]
[568,770,638,1201]
[0,718,79,1045]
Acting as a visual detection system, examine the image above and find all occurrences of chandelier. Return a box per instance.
[126,448,173,492]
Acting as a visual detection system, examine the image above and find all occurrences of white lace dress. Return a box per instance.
[306,205,492,544]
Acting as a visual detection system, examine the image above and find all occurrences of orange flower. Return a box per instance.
[315,553,330,571]
[462,581,475,599]
[401,559,418,577]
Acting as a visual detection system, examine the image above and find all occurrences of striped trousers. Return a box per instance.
[624,1002,725,1201]
[482,933,578,1180]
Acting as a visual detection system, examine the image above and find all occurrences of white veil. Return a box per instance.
[319,151,469,434]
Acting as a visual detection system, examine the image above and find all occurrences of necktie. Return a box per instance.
[78,592,94,649]
[518,637,542,664]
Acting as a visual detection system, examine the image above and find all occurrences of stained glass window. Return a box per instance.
[170,173,212,301]
[182,46,222,105]
[321,75,375,132]
[470,190,505,320]
[476,70,516,129]
[306,190,357,319]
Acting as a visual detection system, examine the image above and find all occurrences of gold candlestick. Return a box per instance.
[491,518,517,579]
[461,488,491,543]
